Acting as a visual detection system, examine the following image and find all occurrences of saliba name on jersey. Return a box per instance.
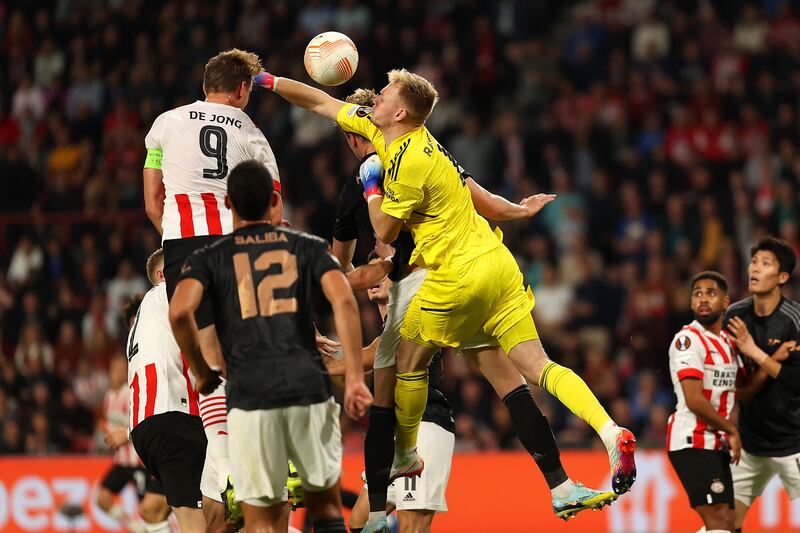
[188,110,244,129]
[234,231,289,246]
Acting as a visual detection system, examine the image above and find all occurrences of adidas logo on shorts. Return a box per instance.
[403,492,415,502]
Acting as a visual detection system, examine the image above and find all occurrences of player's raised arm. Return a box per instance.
[467,177,557,221]
[254,73,345,121]
[320,268,372,418]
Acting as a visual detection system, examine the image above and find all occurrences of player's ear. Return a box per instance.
[202,84,208,97]
[224,195,231,210]
[271,191,279,207]
[237,80,248,98]
[779,271,790,286]
[395,108,406,122]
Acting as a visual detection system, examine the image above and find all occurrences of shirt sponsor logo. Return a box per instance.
[384,187,400,203]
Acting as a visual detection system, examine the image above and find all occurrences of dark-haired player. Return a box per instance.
[170,160,372,533]
[667,271,741,533]
[724,237,800,532]
[142,48,284,531]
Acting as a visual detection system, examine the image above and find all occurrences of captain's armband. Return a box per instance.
[144,148,163,169]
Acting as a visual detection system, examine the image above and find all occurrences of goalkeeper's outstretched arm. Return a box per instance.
[254,72,345,120]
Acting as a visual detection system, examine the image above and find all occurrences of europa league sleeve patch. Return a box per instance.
[675,335,691,351]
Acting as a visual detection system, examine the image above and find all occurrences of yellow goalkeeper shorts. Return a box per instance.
[400,244,537,352]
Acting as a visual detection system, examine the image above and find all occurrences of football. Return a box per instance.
[303,31,359,86]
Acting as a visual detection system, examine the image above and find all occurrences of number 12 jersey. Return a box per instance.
[145,101,280,241]
[180,224,342,411]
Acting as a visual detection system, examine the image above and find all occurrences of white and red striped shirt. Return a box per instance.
[103,385,140,467]
[127,283,199,430]
[667,320,743,452]
[199,381,228,439]
[145,101,280,242]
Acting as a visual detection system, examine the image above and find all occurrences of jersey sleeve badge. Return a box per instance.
[675,335,691,351]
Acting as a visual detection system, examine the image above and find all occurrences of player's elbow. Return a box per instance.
[374,224,398,245]
[684,395,705,413]
[346,269,367,291]
[145,203,161,223]
[334,290,360,316]
[168,302,192,332]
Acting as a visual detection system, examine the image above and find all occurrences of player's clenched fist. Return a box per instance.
[344,380,373,419]
[195,367,223,396]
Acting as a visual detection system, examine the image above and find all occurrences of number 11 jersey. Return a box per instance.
[179,224,342,411]
[145,101,280,241]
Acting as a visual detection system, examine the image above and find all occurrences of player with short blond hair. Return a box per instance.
[255,67,636,502]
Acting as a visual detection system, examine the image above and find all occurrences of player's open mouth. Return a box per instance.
[749,277,759,284]
[698,306,710,313]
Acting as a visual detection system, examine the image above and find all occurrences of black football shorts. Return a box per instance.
[130,411,207,509]
[163,235,219,329]
[669,448,734,508]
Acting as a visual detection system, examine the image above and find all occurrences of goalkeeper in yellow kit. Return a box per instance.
[254,69,636,499]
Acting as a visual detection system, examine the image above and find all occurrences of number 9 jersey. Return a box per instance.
[145,101,280,241]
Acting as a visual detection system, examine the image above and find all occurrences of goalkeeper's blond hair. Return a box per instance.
[388,69,439,124]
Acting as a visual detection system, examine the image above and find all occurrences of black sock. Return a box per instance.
[503,384,568,489]
[313,517,347,532]
[350,529,363,533]
[735,529,742,533]
[365,405,396,512]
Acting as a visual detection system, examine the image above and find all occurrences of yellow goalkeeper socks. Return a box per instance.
[539,361,612,435]
[394,370,429,454]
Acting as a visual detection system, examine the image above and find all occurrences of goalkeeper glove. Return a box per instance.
[253,72,279,91]
[359,154,384,202]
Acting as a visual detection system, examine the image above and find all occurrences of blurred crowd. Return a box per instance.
[2,0,800,455]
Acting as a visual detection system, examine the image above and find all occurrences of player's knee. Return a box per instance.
[202,502,227,533]
[139,496,168,523]
[97,488,114,511]
[398,510,434,533]
[305,490,342,521]
[700,503,733,530]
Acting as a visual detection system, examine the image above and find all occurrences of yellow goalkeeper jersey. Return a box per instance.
[337,103,501,269]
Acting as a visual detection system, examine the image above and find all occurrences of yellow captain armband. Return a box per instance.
[144,148,162,169]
